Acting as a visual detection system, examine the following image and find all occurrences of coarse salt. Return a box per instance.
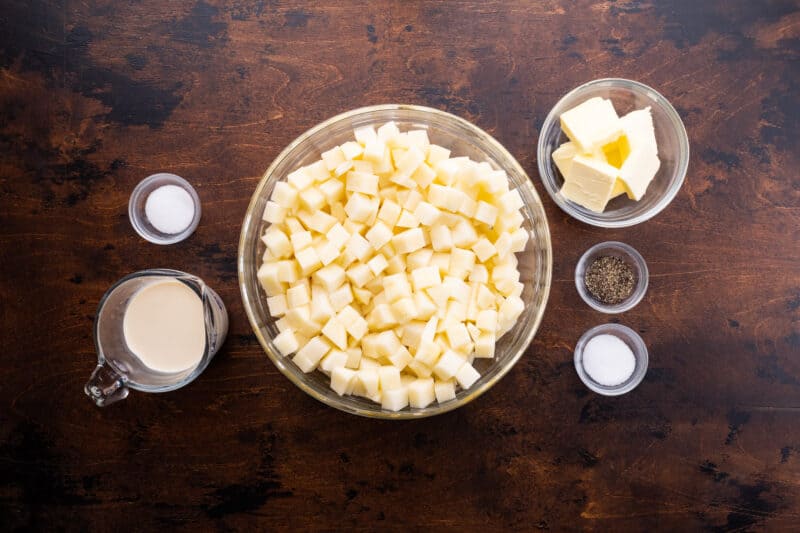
[582,333,635,386]
[145,185,195,234]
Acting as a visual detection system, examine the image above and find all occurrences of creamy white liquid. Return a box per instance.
[123,279,206,373]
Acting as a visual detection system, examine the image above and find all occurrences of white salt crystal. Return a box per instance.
[582,334,635,386]
[145,185,195,234]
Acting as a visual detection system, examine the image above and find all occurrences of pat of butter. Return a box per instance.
[560,155,619,213]
[620,107,657,155]
[560,97,623,153]
[619,148,661,200]
[551,142,578,177]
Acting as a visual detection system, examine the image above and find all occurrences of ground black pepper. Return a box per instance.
[584,256,635,304]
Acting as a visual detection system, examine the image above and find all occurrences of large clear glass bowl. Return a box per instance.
[537,78,690,228]
[239,104,552,419]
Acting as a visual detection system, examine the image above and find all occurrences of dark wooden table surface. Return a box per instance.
[2,1,799,530]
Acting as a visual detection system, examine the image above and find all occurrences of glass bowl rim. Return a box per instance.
[237,103,553,419]
[536,77,690,228]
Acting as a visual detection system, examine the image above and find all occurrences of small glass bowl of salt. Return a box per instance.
[574,323,648,396]
[129,173,201,245]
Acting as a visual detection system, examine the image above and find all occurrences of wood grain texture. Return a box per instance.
[1,0,799,530]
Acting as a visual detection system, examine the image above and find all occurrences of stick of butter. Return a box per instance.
[559,155,619,213]
[559,97,623,153]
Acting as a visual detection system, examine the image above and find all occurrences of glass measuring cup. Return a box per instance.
[84,269,228,406]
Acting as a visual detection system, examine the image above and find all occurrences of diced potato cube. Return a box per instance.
[366,254,389,276]
[473,200,498,226]
[475,331,496,358]
[385,254,406,275]
[381,387,409,411]
[340,141,364,160]
[295,247,322,276]
[329,283,354,311]
[345,193,378,223]
[396,209,420,229]
[498,188,524,213]
[296,336,331,368]
[331,367,356,395]
[408,359,432,379]
[413,291,437,320]
[305,161,330,182]
[298,187,326,211]
[476,309,498,331]
[262,228,292,258]
[430,224,453,251]
[346,171,379,196]
[321,317,348,350]
[346,263,374,288]
[377,199,402,227]
[325,223,350,250]
[391,297,417,322]
[353,286,373,305]
[434,379,456,403]
[273,329,299,356]
[377,121,400,143]
[433,350,465,380]
[290,231,312,254]
[344,233,372,262]
[379,366,402,391]
[257,263,285,296]
[312,264,346,292]
[270,181,298,209]
[451,217,479,248]
[309,285,334,324]
[315,241,340,266]
[365,221,393,250]
[427,144,451,165]
[471,238,497,263]
[406,248,434,271]
[321,146,346,171]
[354,125,378,146]
[509,227,529,253]
[383,273,412,302]
[411,265,441,292]
[346,347,362,369]
[388,346,413,370]
[392,228,425,254]
[262,201,287,224]
[287,168,313,190]
[455,362,480,389]
[266,294,288,317]
[411,163,436,189]
[337,305,368,340]
[319,349,348,375]
[407,378,435,408]
[445,322,471,349]
[319,178,345,204]
[287,283,311,308]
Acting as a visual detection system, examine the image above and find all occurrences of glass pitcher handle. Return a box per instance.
[84,364,129,406]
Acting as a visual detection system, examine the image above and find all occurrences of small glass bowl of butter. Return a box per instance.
[537,78,689,228]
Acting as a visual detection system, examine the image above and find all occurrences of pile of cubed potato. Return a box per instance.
[258,121,529,411]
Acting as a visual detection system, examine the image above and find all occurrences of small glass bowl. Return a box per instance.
[575,241,648,314]
[537,78,689,228]
[129,173,202,245]
[574,323,648,396]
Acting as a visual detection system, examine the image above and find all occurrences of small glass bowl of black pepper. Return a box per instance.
[575,241,648,314]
